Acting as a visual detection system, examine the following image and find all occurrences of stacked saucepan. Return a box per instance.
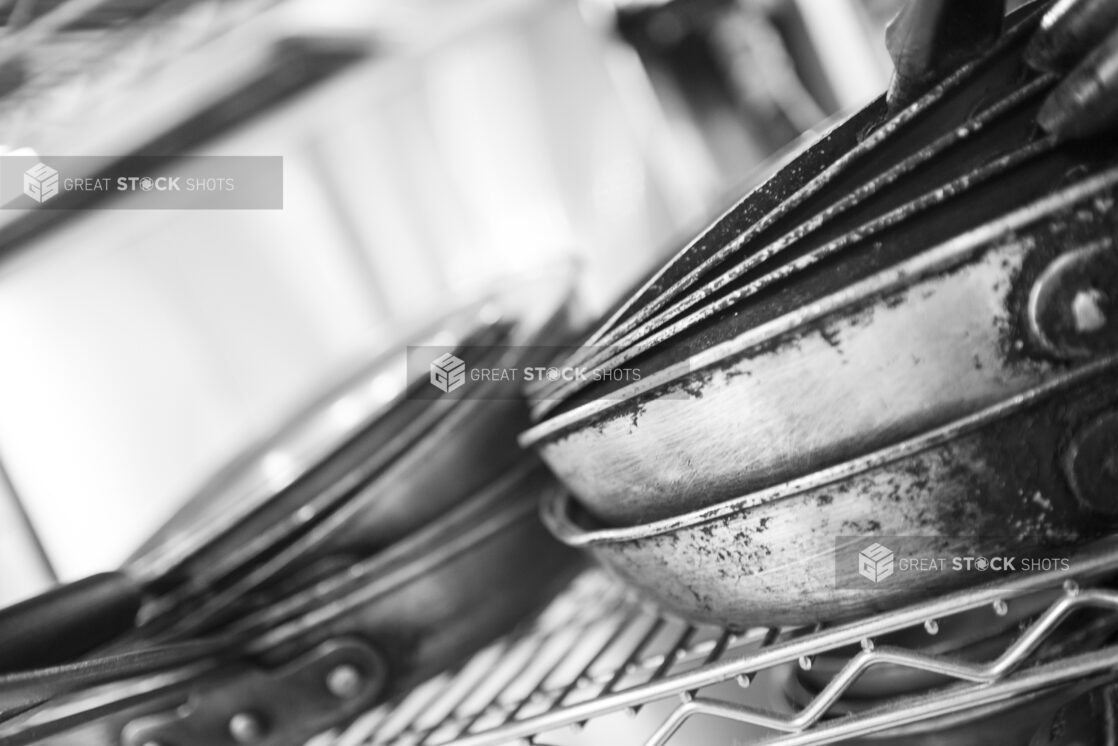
[0,266,584,746]
[524,1,1118,628]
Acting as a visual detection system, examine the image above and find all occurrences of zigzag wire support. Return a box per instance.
[644,587,1118,745]
[338,539,1118,746]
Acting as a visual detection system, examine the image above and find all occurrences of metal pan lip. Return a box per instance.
[546,4,1044,397]
[125,330,464,586]
[576,96,885,351]
[521,164,1118,449]
[129,260,577,585]
[126,324,453,585]
[576,3,1037,353]
[245,461,553,654]
[531,79,1058,416]
[541,355,1118,547]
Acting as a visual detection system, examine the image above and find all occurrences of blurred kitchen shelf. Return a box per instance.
[331,539,1118,746]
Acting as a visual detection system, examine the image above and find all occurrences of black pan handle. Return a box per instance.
[0,572,141,674]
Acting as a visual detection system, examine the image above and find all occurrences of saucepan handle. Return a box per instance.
[0,572,141,674]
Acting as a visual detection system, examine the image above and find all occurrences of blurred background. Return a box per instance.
[0,0,900,605]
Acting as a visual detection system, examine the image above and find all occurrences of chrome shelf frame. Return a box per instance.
[335,539,1118,746]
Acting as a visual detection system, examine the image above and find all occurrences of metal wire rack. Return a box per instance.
[326,539,1118,746]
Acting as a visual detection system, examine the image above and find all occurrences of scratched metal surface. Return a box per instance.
[544,363,1118,627]
[524,169,1118,526]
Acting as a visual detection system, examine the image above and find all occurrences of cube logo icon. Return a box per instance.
[23,163,59,203]
[858,542,894,584]
[429,353,465,393]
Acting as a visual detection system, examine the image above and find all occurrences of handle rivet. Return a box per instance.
[326,663,363,699]
[228,712,267,743]
[1063,411,1118,514]
[1072,289,1108,332]
[1027,243,1117,358]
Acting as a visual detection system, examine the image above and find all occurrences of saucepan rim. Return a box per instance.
[541,356,1118,546]
[521,165,1118,449]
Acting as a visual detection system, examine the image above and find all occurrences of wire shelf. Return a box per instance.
[329,539,1118,746]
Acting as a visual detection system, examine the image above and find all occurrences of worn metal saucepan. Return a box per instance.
[523,161,1118,527]
[529,1,1050,414]
[542,361,1118,628]
[3,462,582,746]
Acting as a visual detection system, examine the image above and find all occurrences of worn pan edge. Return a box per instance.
[532,79,1059,412]
[556,3,1044,380]
[540,354,1118,547]
[521,164,1118,448]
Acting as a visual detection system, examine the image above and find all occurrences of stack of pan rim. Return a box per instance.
[524,0,1060,420]
[524,0,1118,627]
[522,0,1115,521]
[124,261,581,638]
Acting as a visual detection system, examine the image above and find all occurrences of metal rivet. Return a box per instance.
[1063,411,1118,515]
[798,656,813,671]
[1063,579,1081,596]
[1072,289,1108,332]
[1027,243,1118,359]
[736,673,751,688]
[325,663,363,700]
[860,638,874,651]
[228,712,266,744]
[924,619,939,635]
[993,600,1009,616]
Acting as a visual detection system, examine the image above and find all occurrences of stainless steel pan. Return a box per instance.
[542,361,1118,628]
[523,164,1118,526]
